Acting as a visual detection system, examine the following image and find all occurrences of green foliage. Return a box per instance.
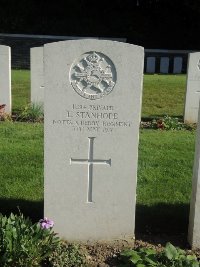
[18,102,44,122]
[160,242,199,267]
[0,113,12,122]
[47,241,86,267]
[149,115,196,131]
[0,213,59,267]
[119,243,199,267]
[151,115,185,130]
[0,212,86,267]
[0,104,12,122]
[120,247,158,266]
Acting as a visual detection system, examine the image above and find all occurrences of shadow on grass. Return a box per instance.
[136,203,190,234]
[0,199,190,236]
[0,198,43,222]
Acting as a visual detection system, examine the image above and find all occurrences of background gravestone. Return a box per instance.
[31,47,44,106]
[0,45,11,113]
[184,52,200,123]
[188,100,200,248]
[160,57,169,73]
[146,57,156,73]
[173,57,183,74]
[44,39,144,241]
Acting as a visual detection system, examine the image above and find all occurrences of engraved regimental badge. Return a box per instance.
[70,52,116,100]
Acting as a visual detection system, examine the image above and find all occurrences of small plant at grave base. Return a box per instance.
[159,242,199,267]
[47,241,86,267]
[119,247,158,267]
[151,115,187,131]
[119,242,199,267]
[18,102,44,122]
[0,213,59,267]
[39,217,54,229]
[0,104,12,122]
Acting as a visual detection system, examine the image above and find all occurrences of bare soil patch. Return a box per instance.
[80,234,200,267]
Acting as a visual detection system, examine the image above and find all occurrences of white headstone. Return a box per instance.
[44,39,144,241]
[146,57,156,73]
[0,45,11,113]
[160,57,169,73]
[173,57,182,74]
[188,100,200,248]
[184,53,200,123]
[31,47,44,106]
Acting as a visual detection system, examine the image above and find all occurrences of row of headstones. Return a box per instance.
[31,48,200,124]
[0,42,200,248]
[146,56,183,74]
[0,44,199,124]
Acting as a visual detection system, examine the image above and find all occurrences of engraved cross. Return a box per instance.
[70,137,111,203]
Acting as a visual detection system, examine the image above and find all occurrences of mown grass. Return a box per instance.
[142,74,186,118]
[10,70,186,118]
[0,122,43,220]
[0,122,196,233]
[0,71,195,233]
[136,129,195,233]
[12,70,30,113]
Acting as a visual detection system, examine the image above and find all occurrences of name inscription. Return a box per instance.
[52,104,132,133]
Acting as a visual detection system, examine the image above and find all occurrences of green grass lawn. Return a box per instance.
[0,122,43,220]
[0,122,196,234]
[10,70,186,118]
[0,71,195,234]
[12,70,30,113]
[142,74,186,118]
[136,129,195,234]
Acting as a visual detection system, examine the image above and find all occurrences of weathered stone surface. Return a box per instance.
[0,45,11,113]
[44,39,144,241]
[184,52,200,123]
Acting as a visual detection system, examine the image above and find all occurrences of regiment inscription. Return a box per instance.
[52,103,132,134]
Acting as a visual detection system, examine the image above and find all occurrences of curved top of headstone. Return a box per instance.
[44,39,144,103]
[44,39,143,52]
[187,52,200,80]
[0,45,10,54]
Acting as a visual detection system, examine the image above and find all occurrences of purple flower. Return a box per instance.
[39,218,54,229]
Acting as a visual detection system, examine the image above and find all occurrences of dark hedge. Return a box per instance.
[0,0,199,49]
